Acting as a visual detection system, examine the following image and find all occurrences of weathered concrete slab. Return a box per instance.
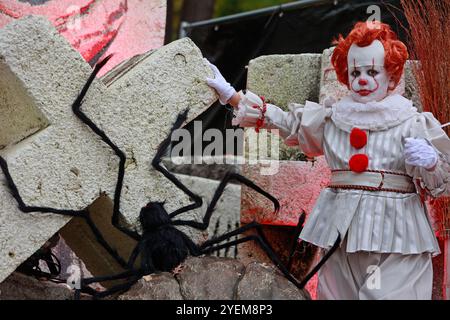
[247,54,322,108]
[247,48,420,109]
[162,155,242,181]
[0,15,217,283]
[318,47,350,104]
[177,256,245,300]
[246,54,321,162]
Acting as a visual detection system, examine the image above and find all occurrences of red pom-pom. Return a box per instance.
[349,154,369,173]
[350,128,367,149]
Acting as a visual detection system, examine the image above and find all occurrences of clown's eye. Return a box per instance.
[368,69,379,77]
[351,70,361,77]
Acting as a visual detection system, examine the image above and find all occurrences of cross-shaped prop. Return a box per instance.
[0,15,218,283]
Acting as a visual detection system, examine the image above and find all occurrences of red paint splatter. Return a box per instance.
[0,4,21,18]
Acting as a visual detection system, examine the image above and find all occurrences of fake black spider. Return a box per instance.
[0,55,340,299]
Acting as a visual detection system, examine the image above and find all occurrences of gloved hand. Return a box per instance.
[404,137,438,170]
[205,59,236,105]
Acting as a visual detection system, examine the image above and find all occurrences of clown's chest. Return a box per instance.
[322,118,414,172]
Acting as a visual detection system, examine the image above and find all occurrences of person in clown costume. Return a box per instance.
[206,21,450,300]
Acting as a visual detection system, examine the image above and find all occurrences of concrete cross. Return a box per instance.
[0,15,218,283]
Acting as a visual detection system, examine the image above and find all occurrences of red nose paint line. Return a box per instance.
[358,79,368,86]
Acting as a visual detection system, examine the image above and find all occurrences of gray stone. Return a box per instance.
[0,15,217,283]
[318,47,351,104]
[118,273,183,300]
[247,54,322,108]
[236,262,310,300]
[404,60,422,111]
[246,54,321,161]
[177,256,245,300]
[0,272,84,300]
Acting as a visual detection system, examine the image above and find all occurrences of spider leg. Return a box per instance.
[151,109,203,218]
[0,157,85,217]
[297,235,341,288]
[287,212,306,271]
[171,172,280,230]
[83,212,130,267]
[79,271,142,300]
[1,155,131,267]
[199,221,303,289]
[71,55,141,241]
[82,269,140,286]
[79,245,145,299]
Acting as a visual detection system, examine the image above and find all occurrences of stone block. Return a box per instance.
[247,54,322,108]
[404,60,422,111]
[118,273,183,300]
[176,256,245,300]
[236,262,310,300]
[0,272,88,300]
[318,47,351,104]
[246,54,321,161]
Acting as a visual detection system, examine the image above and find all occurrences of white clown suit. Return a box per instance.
[233,90,450,300]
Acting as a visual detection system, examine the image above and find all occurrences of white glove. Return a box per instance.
[404,137,438,170]
[205,59,236,105]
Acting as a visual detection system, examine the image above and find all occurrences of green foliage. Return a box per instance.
[214,0,296,17]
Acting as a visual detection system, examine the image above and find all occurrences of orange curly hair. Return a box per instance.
[331,22,409,89]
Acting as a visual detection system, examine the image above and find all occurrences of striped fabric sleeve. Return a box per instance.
[406,112,450,198]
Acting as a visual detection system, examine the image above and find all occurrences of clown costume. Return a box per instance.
[206,22,450,300]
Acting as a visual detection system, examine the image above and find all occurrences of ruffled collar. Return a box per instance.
[331,94,418,132]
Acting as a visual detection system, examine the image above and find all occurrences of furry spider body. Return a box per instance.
[0,55,339,299]
[138,202,192,272]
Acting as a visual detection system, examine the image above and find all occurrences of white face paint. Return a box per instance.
[347,40,394,103]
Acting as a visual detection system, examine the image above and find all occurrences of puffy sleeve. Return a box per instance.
[232,90,331,157]
[405,112,450,198]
